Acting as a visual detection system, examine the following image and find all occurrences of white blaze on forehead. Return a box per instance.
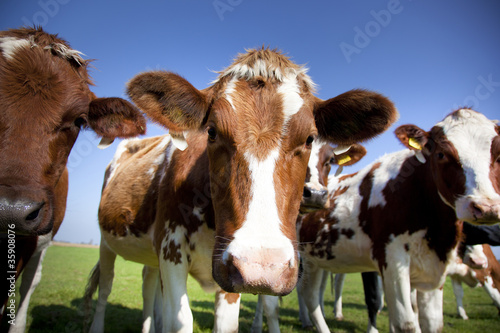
[0,37,31,61]
[438,109,499,201]
[306,140,325,190]
[223,148,294,264]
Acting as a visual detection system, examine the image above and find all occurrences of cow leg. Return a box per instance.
[481,277,500,309]
[159,259,192,333]
[333,273,346,321]
[89,241,117,333]
[213,290,240,333]
[251,295,264,333]
[382,261,418,333]
[262,295,280,333]
[417,289,443,333]
[142,266,159,333]
[450,277,468,320]
[362,271,383,333]
[318,270,328,316]
[9,235,50,333]
[297,283,313,328]
[298,264,330,333]
[154,278,163,333]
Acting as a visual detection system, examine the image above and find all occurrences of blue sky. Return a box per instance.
[1,0,500,257]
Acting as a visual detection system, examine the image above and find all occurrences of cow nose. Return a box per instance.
[0,199,45,233]
[302,186,329,208]
[222,249,298,296]
[469,201,500,222]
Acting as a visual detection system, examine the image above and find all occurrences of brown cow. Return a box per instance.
[88,48,398,332]
[0,27,146,332]
[297,109,500,332]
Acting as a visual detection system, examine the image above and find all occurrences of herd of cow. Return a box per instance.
[0,27,499,333]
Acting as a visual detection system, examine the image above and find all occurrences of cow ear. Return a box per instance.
[314,89,399,146]
[127,71,209,133]
[395,124,429,163]
[395,124,429,151]
[332,144,367,176]
[88,97,146,147]
[334,144,367,167]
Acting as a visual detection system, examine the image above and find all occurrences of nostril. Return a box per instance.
[25,202,44,222]
[471,203,484,219]
[303,187,312,198]
[26,209,40,221]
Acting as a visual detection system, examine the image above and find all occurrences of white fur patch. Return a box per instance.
[278,72,304,122]
[0,37,30,60]
[305,140,325,191]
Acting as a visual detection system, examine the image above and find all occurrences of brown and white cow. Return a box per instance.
[0,27,146,332]
[85,48,398,332]
[297,109,500,333]
[448,243,500,319]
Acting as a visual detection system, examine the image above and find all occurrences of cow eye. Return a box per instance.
[74,117,87,129]
[437,152,445,160]
[305,135,314,148]
[207,127,217,142]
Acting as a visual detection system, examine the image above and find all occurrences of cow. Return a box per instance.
[297,108,500,333]
[448,243,500,319]
[251,144,367,333]
[331,223,500,331]
[0,27,146,332]
[85,47,398,332]
[85,138,357,333]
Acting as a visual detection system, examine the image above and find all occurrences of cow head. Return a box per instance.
[301,143,366,213]
[127,48,397,295]
[0,27,146,236]
[396,108,500,225]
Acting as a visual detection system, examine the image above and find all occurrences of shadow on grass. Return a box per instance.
[0,298,143,333]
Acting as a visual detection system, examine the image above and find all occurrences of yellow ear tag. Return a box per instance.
[408,138,422,150]
[337,155,352,166]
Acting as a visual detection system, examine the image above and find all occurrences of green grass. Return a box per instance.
[2,244,499,332]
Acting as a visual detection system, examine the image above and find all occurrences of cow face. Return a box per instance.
[301,143,367,213]
[396,108,500,225]
[0,28,145,236]
[127,48,398,295]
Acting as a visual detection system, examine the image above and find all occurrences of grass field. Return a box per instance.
[2,244,499,332]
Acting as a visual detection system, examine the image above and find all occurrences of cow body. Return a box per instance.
[87,48,398,332]
[0,27,145,332]
[298,109,500,332]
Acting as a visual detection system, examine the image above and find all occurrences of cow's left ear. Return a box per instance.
[88,97,146,148]
[314,89,399,146]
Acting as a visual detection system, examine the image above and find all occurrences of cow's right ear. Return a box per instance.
[126,71,209,133]
[395,124,429,163]
[334,144,367,167]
